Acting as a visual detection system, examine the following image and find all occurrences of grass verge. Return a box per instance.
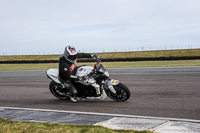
[0,118,152,133]
[0,49,200,61]
[0,60,199,71]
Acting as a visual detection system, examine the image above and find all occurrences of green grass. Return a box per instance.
[0,49,199,71]
[0,118,152,133]
[0,60,199,71]
[0,49,200,61]
[99,49,200,59]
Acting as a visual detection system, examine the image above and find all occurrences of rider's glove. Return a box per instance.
[91,54,98,59]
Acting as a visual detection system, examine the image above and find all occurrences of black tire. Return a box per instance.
[105,82,130,102]
[49,81,70,100]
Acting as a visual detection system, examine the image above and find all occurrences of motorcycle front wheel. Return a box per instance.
[49,81,70,100]
[105,82,130,102]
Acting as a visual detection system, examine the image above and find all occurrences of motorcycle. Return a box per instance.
[46,57,130,102]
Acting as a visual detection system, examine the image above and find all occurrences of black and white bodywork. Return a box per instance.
[46,57,130,102]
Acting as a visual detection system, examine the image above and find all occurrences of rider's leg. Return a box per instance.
[61,80,78,97]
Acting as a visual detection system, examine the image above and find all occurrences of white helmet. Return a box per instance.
[63,45,78,63]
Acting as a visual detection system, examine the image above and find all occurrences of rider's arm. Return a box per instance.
[78,53,98,59]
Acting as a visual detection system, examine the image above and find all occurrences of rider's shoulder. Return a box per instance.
[59,55,66,61]
[59,55,65,59]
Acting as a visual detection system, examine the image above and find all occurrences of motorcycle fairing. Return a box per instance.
[105,79,119,86]
[47,66,93,84]
[105,79,120,94]
[76,66,93,77]
[46,69,61,83]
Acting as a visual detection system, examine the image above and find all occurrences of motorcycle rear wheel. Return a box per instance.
[49,81,70,100]
[105,82,130,102]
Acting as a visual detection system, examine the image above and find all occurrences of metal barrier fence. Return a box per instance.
[0,56,200,64]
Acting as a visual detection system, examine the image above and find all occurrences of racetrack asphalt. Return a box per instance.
[0,66,200,120]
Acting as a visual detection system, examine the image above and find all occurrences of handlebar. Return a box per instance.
[94,56,101,63]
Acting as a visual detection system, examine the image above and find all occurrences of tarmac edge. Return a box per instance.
[0,106,200,132]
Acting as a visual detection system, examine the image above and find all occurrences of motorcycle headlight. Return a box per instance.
[104,71,110,77]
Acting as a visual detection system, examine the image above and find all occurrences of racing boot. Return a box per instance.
[61,80,78,102]
[69,96,78,102]
[65,91,78,102]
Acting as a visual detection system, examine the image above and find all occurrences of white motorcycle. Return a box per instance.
[46,58,130,102]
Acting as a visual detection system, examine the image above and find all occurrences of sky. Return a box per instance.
[0,0,200,55]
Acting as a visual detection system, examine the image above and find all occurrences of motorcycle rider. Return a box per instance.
[59,45,98,102]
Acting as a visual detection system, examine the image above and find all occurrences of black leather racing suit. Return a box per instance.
[59,53,93,96]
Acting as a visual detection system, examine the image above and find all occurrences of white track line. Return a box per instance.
[150,121,171,132]
[0,106,200,123]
